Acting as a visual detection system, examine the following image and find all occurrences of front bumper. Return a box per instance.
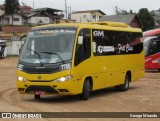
[17,70,83,95]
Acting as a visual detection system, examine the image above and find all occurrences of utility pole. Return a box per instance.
[65,0,67,19]
[33,1,35,9]
[67,6,71,19]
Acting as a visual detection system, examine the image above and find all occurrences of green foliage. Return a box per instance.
[4,0,20,14]
[114,6,121,15]
[6,55,19,58]
[121,10,129,15]
[114,6,135,15]
[129,10,133,14]
[138,8,155,31]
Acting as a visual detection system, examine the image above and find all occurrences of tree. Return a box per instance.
[114,6,121,15]
[114,6,134,15]
[4,0,20,25]
[138,8,155,31]
[121,10,129,15]
[5,0,20,14]
[129,10,133,14]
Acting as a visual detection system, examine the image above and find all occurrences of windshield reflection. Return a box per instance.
[20,28,76,65]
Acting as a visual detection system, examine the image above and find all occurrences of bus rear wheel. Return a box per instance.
[34,94,41,99]
[115,74,130,91]
[80,80,91,100]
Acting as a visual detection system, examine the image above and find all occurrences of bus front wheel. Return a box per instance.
[115,74,130,91]
[80,80,91,100]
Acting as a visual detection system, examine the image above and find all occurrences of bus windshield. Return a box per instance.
[20,28,76,65]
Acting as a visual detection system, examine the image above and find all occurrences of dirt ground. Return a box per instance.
[0,57,159,121]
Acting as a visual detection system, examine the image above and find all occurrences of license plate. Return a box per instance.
[35,91,46,95]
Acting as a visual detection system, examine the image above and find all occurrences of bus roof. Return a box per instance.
[143,28,160,37]
[32,21,142,33]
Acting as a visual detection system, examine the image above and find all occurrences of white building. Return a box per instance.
[1,13,25,25]
[6,40,21,55]
[0,5,63,25]
[150,10,160,27]
[0,39,21,56]
[71,10,106,23]
[27,13,50,24]
[0,4,4,16]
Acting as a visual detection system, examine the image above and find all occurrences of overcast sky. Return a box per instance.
[0,0,160,15]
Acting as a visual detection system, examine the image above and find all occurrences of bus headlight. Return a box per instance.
[18,76,27,82]
[54,76,72,82]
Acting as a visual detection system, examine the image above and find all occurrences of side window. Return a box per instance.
[74,29,91,66]
[149,39,160,55]
[92,29,143,56]
[92,29,115,56]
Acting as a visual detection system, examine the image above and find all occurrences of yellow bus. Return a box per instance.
[17,22,144,100]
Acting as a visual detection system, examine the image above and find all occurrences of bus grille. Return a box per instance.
[23,66,60,74]
[25,85,59,93]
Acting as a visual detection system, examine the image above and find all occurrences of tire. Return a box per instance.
[115,74,130,91]
[115,85,121,91]
[34,94,41,99]
[158,69,160,72]
[80,80,91,100]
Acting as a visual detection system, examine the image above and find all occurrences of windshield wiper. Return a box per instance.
[40,51,65,64]
[26,48,43,66]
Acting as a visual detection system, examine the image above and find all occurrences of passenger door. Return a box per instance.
[74,29,91,67]
[71,28,92,85]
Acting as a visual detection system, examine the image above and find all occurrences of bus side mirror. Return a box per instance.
[20,35,27,41]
